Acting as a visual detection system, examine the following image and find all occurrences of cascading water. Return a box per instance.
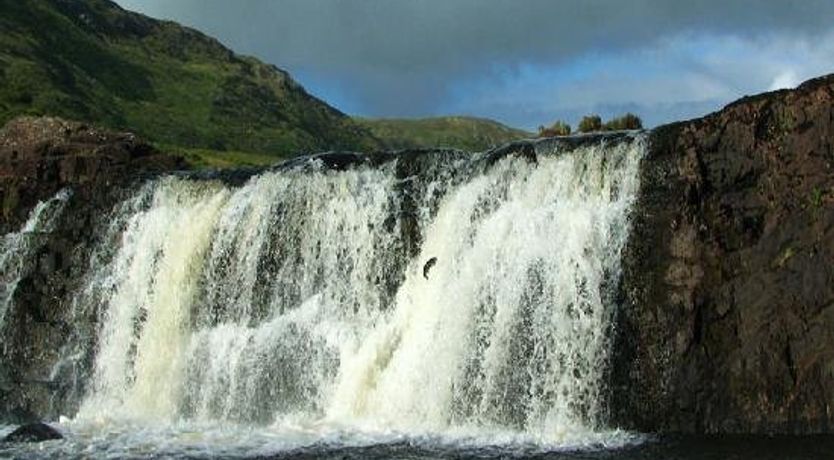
[0,189,71,334]
[327,142,641,442]
[78,167,409,423]
[3,136,646,456]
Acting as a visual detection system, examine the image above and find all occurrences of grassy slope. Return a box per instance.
[359,116,532,152]
[0,0,379,162]
[160,144,280,169]
[0,0,533,167]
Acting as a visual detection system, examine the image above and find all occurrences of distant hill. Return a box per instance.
[359,116,532,151]
[0,0,379,157]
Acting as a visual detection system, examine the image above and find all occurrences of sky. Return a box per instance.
[115,0,834,130]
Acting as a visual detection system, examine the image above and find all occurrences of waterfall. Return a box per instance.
[0,189,72,334]
[74,137,644,444]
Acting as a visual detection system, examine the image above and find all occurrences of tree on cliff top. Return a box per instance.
[576,113,643,133]
[578,115,602,133]
[538,120,571,137]
[603,113,643,131]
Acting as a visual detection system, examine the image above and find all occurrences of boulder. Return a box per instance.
[2,422,62,443]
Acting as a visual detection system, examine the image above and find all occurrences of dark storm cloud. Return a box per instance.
[117,0,834,124]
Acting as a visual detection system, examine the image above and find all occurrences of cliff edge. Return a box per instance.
[616,75,834,433]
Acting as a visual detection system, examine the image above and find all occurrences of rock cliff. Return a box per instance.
[615,75,834,433]
[0,116,185,232]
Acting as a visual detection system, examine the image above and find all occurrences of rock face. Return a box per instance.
[0,116,185,422]
[0,116,185,233]
[615,75,834,433]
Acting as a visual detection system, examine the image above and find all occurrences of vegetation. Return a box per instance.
[358,116,532,151]
[569,113,643,134]
[0,0,539,166]
[578,115,603,133]
[603,113,643,131]
[808,186,826,218]
[0,0,380,160]
[538,120,571,137]
[161,144,285,169]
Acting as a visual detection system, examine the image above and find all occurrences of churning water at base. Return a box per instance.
[3,137,648,457]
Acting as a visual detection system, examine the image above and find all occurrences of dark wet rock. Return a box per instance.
[172,165,266,187]
[2,422,62,443]
[614,74,834,434]
[482,141,538,167]
[275,148,469,174]
[481,131,640,168]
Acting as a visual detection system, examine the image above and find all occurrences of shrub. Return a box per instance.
[538,120,571,137]
[603,113,643,131]
[578,115,602,133]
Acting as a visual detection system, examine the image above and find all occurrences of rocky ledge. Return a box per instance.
[615,75,834,433]
[0,116,186,233]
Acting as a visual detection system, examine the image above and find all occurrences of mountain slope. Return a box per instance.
[359,116,532,151]
[0,0,379,156]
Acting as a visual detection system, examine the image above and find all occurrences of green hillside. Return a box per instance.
[359,116,532,151]
[0,0,379,158]
[0,0,535,163]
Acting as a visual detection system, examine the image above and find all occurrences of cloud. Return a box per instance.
[769,71,800,91]
[115,0,834,126]
[436,29,834,128]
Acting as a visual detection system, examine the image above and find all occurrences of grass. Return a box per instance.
[0,0,536,165]
[358,116,532,152]
[0,0,379,158]
[810,186,824,208]
[773,246,795,269]
[161,144,285,169]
